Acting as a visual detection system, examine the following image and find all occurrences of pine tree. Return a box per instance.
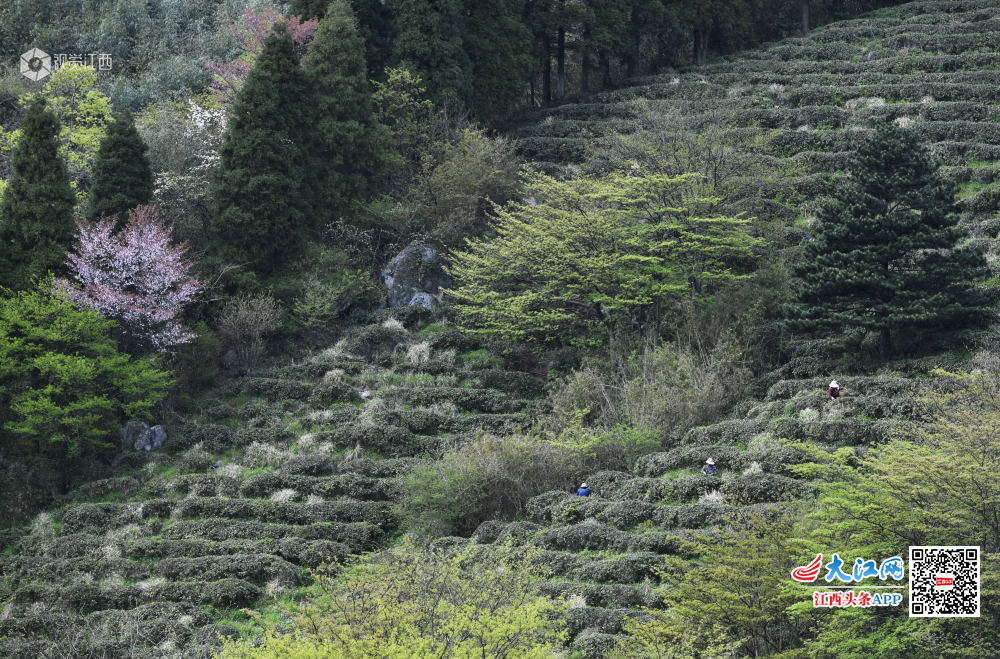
[210,28,318,274]
[786,124,992,359]
[303,0,391,224]
[0,97,77,291]
[86,111,154,226]
[393,0,473,107]
[462,0,534,119]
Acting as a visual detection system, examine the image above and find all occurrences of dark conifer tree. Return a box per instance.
[290,0,395,80]
[393,0,472,107]
[0,97,77,291]
[210,28,318,275]
[86,111,153,226]
[462,0,534,119]
[303,0,391,224]
[785,124,992,359]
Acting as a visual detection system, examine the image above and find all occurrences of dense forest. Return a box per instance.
[3,0,1000,657]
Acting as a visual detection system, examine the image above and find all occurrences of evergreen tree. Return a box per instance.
[210,28,318,275]
[303,0,391,224]
[86,111,154,225]
[393,0,473,107]
[289,0,395,79]
[462,0,534,119]
[785,124,992,359]
[0,97,77,291]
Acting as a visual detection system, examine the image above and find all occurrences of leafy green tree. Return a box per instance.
[793,370,1000,657]
[0,97,76,291]
[785,124,992,359]
[0,279,170,490]
[462,0,534,119]
[393,0,473,107]
[450,170,758,347]
[211,28,319,275]
[303,0,391,224]
[218,542,565,658]
[86,111,154,225]
[0,66,114,199]
[618,513,811,658]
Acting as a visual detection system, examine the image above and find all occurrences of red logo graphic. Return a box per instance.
[936,577,954,586]
[792,554,823,583]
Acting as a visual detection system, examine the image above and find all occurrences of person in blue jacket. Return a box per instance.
[577,482,591,497]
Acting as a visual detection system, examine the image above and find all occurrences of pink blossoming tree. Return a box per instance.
[59,205,203,355]
[206,9,319,109]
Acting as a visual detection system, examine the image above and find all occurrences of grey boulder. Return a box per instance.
[122,420,167,452]
[381,240,451,308]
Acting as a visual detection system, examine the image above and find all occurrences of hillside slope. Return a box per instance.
[0,308,549,656]
[3,1,1000,656]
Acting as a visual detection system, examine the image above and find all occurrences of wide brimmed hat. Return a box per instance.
[581,483,588,488]
[706,458,715,465]
[830,380,840,388]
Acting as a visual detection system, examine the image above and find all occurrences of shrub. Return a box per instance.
[217,295,282,370]
[308,379,359,406]
[720,474,812,505]
[0,281,171,488]
[239,377,311,400]
[403,432,574,537]
[156,554,299,585]
[217,542,563,659]
[172,321,222,391]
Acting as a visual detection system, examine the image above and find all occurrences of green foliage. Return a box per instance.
[302,0,391,225]
[404,432,572,537]
[218,542,565,659]
[211,31,318,275]
[414,128,520,250]
[0,97,76,291]
[785,124,993,358]
[462,0,534,119]
[648,513,813,657]
[795,370,1000,656]
[450,170,760,346]
[393,0,472,107]
[173,321,222,392]
[291,249,378,338]
[85,111,154,224]
[0,280,170,484]
[17,66,113,199]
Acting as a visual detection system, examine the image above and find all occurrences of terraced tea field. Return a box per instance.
[4,1,999,656]
[459,366,962,656]
[0,309,549,656]
[514,0,1000,254]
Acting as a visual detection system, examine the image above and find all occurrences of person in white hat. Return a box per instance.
[576,482,591,497]
[828,380,844,399]
[701,458,718,476]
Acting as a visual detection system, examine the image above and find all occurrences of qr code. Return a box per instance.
[909,546,980,617]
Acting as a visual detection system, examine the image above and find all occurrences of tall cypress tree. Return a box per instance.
[785,124,992,359]
[210,28,318,274]
[86,111,153,226]
[0,97,77,291]
[393,0,473,106]
[291,0,395,80]
[303,0,391,224]
[462,0,534,119]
